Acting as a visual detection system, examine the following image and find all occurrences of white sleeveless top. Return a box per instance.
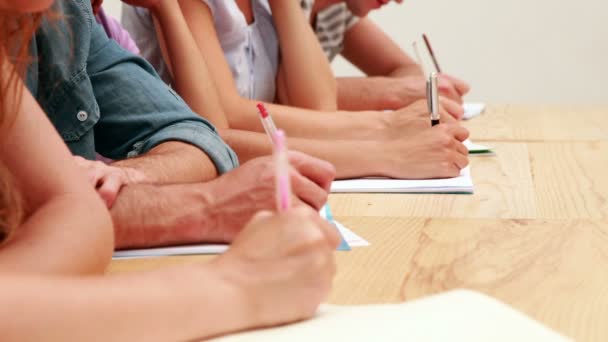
[122,0,279,102]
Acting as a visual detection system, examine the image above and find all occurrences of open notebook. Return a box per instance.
[463,102,486,120]
[208,289,569,342]
[331,166,473,194]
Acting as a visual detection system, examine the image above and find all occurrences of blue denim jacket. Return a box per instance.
[26,0,238,173]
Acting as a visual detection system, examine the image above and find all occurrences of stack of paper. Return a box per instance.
[463,102,486,120]
[208,289,569,342]
[331,166,473,194]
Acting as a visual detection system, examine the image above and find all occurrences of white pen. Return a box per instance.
[427,72,440,126]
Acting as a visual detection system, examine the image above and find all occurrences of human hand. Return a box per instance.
[439,73,471,103]
[213,206,340,328]
[380,123,470,179]
[73,156,147,208]
[201,151,336,241]
[384,75,468,116]
[384,98,463,139]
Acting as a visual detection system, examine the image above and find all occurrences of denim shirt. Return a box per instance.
[26,0,238,173]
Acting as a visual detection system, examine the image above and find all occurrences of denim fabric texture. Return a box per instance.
[26,0,239,173]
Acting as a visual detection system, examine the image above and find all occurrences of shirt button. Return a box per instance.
[76,110,88,122]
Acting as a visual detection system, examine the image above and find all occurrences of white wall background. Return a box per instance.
[103,0,608,104]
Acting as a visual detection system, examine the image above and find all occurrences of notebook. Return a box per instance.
[113,207,369,259]
[463,102,486,120]
[331,166,473,194]
[464,139,494,155]
[208,289,569,342]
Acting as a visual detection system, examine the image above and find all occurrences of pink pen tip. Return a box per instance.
[257,103,269,118]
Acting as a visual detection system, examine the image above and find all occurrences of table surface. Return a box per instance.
[109,105,608,342]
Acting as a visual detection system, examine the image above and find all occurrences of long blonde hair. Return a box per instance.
[0,12,45,243]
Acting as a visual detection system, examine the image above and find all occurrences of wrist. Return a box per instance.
[339,110,388,141]
[208,257,263,330]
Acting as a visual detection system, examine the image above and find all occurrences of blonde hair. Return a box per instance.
[0,12,45,243]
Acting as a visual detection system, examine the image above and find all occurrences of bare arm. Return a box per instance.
[111,141,218,184]
[0,265,249,342]
[0,70,113,275]
[270,0,337,110]
[149,0,229,128]
[1,206,338,342]
[177,0,390,141]
[338,18,470,110]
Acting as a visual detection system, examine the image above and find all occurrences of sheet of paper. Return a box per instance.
[464,139,495,156]
[113,206,368,259]
[208,289,569,342]
[334,221,369,247]
[463,102,486,120]
[331,166,473,194]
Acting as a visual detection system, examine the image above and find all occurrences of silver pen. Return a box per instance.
[427,72,440,126]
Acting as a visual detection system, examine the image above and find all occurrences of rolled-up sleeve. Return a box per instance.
[86,21,238,173]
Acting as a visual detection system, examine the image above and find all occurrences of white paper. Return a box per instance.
[463,102,486,120]
[464,139,495,155]
[331,166,473,194]
[208,289,569,342]
[113,244,228,259]
[334,221,369,247]
[112,221,367,260]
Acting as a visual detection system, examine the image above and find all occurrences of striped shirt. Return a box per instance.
[300,0,359,61]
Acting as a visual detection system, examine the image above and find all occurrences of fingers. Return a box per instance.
[455,139,469,156]
[319,220,341,250]
[291,207,340,250]
[288,151,336,191]
[97,173,124,208]
[444,123,470,142]
[439,97,464,120]
[437,78,463,104]
[290,169,329,211]
[441,73,471,96]
[452,147,470,169]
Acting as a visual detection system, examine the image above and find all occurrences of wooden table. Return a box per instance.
[109,105,608,342]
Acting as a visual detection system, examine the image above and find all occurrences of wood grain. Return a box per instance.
[464,105,608,142]
[107,106,608,341]
[529,142,608,219]
[330,217,608,342]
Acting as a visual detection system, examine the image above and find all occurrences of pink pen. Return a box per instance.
[257,103,278,143]
[273,130,292,212]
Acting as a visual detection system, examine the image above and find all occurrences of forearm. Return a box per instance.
[387,63,425,78]
[150,0,229,128]
[0,194,113,275]
[225,96,386,141]
[336,76,408,111]
[0,264,251,342]
[110,182,216,249]
[112,141,218,184]
[269,0,337,110]
[220,128,389,179]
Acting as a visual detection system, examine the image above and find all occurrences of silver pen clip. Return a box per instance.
[429,72,440,124]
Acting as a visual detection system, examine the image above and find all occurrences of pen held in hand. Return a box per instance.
[273,130,292,212]
[257,103,278,144]
[427,72,440,126]
[422,33,442,73]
